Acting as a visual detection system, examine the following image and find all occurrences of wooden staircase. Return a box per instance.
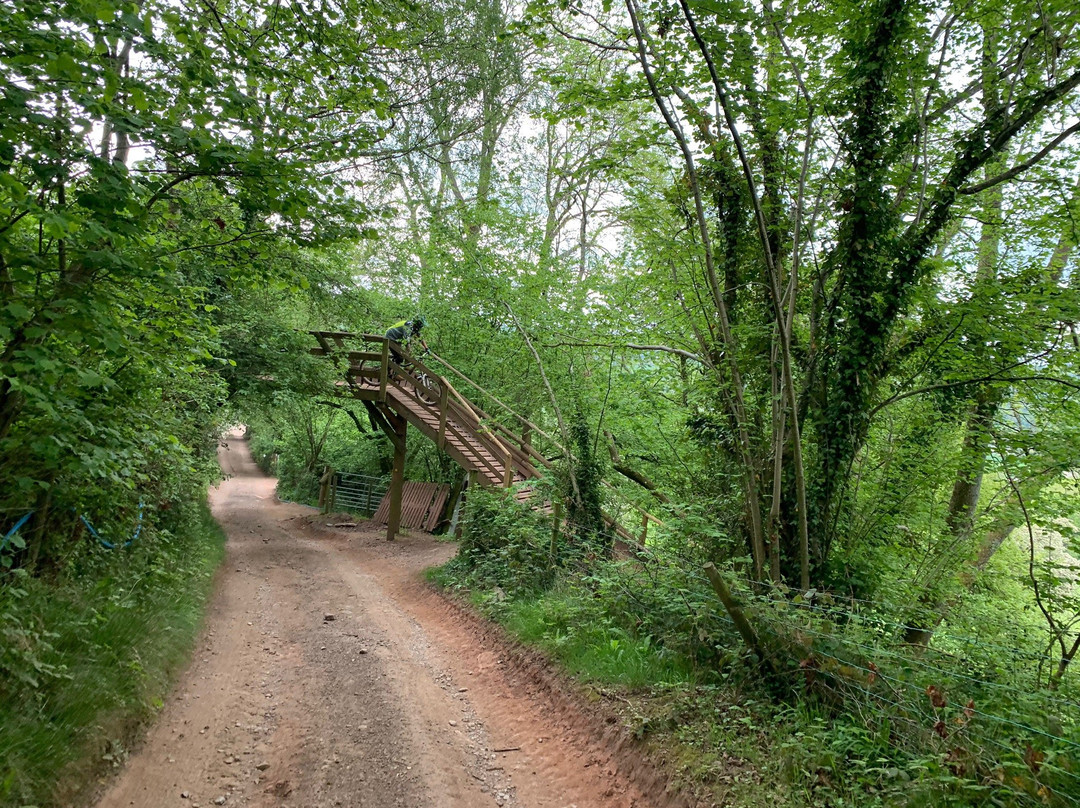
[310,331,550,489]
[309,331,648,546]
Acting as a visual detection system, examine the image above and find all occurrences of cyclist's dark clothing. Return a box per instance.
[385,319,427,368]
[385,320,410,344]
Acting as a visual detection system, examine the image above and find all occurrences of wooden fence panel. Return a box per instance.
[373,481,451,532]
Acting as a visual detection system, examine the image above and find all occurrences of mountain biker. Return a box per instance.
[385,316,429,369]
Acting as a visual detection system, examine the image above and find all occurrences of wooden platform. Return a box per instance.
[308,331,643,545]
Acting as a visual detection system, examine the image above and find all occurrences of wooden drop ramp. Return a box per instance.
[310,331,548,539]
[309,331,642,545]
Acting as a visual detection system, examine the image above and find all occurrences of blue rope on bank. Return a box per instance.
[79,502,144,550]
[1,511,34,553]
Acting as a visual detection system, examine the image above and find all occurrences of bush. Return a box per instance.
[449,485,556,595]
[0,500,225,807]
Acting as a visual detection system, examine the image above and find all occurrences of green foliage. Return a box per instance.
[435,542,698,687]
[447,485,557,594]
[0,500,225,807]
[0,0,401,571]
[3,0,1079,803]
[439,536,1080,804]
[562,415,608,548]
[496,585,694,688]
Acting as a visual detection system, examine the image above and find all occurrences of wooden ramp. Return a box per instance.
[309,331,547,489]
[308,331,641,544]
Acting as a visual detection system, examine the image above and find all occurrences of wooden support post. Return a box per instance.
[444,473,466,533]
[386,415,407,542]
[455,471,479,541]
[521,426,532,454]
[378,340,389,401]
[503,451,514,487]
[319,466,333,513]
[640,510,649,545]
[437,385,448,450]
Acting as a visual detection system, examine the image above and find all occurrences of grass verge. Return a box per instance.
[432,486,1080,808]
[0,500,226,807]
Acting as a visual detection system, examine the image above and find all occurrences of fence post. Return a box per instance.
[438,385,448,450]
[703,563,777,676]
[640,510,649,545]
[503,451,514,487]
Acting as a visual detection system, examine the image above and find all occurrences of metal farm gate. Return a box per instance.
[327,472,386,515]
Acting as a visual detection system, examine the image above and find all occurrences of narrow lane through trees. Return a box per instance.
[93,435,669,808]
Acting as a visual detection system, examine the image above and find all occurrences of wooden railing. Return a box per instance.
[310,332,540,486]
[309,331,664,546]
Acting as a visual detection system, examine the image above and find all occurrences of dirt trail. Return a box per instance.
[94,436,682,808]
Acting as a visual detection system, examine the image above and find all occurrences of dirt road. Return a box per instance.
[94,436,678,808]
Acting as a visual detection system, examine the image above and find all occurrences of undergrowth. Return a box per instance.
[0,499,225,807]
[432,486,1080,808]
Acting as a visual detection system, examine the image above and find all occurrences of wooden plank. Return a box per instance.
[435,419,502,479]
[372,491,391,523]
[342,388,380,402]
[416,483,434,522]
[348,350,384,363]
[374,482,451,532]
[349,367,381,381]
[399,485,418,528]
[420,483,444,530]
[424,486,450,532]
[349,364,382,375]
[407,484,425,528]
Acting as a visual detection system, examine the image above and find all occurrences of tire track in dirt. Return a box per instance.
[93,434,688,808]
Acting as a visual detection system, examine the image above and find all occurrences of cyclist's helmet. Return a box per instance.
[411,315,426,334]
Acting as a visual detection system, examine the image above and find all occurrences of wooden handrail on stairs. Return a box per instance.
[308,331,660,547]
[310,331,539,487]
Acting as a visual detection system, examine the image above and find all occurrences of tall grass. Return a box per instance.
[496,584,694,688]
[0,501,225,807]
